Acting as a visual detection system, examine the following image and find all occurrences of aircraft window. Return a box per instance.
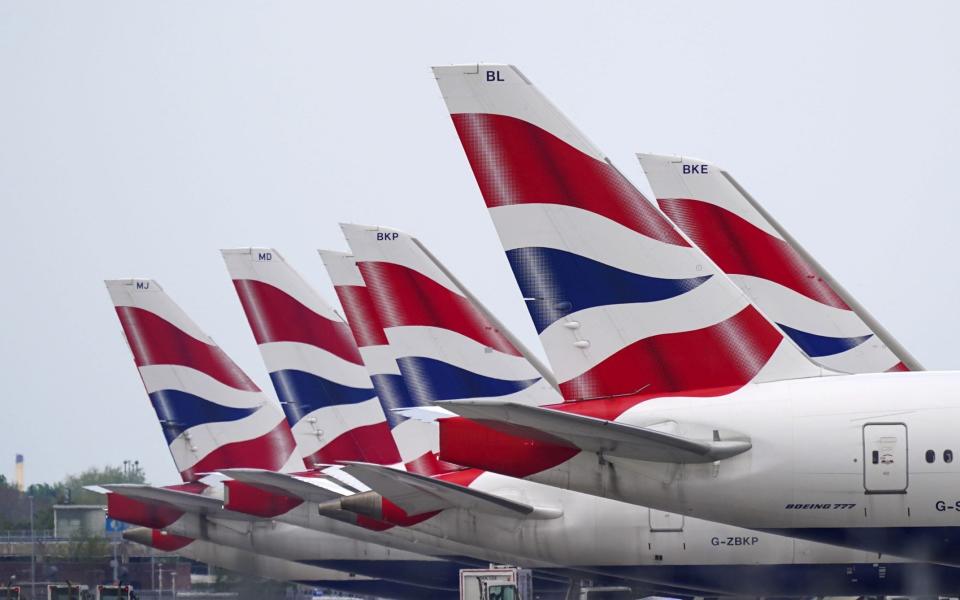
[945,450,954,463]
[926,450,936,463]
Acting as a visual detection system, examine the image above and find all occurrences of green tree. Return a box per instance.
[0,464,147,532]
[62,464,147,506]
[27,481,63,499]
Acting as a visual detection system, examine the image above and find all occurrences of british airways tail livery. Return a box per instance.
[104,276,547,592]
[319,249,455,475]
[432,64,822,407]
[221,248,402,467]
[430,64,960,565]
[637,154,920,374]
[341,223,560,410]
[105,279,298,481]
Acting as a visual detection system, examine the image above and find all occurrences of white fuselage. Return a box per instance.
[228,370,960,596]
[240,441,960,595]
[148,369,960,594]
[504,371,960,564]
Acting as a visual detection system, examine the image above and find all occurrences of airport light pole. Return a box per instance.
[28,494,35,600]
[112,540,118,584]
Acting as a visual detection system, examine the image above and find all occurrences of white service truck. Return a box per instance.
[459,566,531,600]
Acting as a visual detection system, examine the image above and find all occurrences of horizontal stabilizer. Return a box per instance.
[438,401,752,463]
[100,484,255,521]
[390,406,457,422]
[218,469,350,503]
[341,462,561,519]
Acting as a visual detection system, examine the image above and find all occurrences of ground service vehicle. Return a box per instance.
[460,567,530,600]
[1,586,20,600]
[95,585,134,600]
[47,584,89,600]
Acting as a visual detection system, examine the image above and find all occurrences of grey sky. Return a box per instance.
[1,1,957,486]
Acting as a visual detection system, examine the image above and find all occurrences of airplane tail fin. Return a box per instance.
[432,64,822,407]
[320,250,455,476]
[341,223,561,409]
[637,153,919,374]
[106,279,296,481]
[221,248,401,467]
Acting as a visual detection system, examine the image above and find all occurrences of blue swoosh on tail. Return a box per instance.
[506,246,712,332]
[269,369,376,426]
[149,389,258,443]
[397,356,540,404]
[369,373,417,429]
[777,323,873,358]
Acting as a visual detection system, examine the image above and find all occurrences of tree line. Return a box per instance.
[0,465,147,532]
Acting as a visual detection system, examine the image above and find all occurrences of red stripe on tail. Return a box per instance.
[305,421,402,467]
[180,419,296,481]
[333,285,389,348]
[358,261,520,356]
[116,306,259,392]
[451,112,686,245]
[560,306,782,401]
[658,198,850,309]
[233,279,364,364]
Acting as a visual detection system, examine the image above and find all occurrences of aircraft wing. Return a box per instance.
[218,468,351,503]
[100,484,256,521]
[340,462,561,519]
[439,401,752,463]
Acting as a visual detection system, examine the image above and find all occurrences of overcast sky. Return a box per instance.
[2,1,957,486]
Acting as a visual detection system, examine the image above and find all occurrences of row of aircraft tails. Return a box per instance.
[94,64,960,600]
